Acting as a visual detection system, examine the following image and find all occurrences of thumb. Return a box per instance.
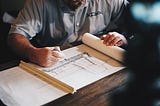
[51,46,65,58]
[100,35,106,40]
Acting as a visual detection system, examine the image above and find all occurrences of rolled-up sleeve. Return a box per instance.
[9,0,43,40]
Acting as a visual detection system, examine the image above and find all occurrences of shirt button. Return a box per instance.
[76,23,79,26]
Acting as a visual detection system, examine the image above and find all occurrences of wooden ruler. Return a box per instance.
[19,61,75,94]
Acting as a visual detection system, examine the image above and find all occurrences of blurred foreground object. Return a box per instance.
[110,0,160,106]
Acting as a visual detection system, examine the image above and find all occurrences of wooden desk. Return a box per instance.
[0,60,129,106]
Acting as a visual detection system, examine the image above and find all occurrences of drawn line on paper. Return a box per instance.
[42,52,97,73]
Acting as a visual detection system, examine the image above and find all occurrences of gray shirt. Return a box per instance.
[9,0,128,47]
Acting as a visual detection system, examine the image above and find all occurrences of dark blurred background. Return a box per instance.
[110,0,160,106]
[0,0,25,63]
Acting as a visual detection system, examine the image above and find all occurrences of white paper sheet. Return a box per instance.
[0,33,125,106]
[39,46,124,90]
[0,67,67,106]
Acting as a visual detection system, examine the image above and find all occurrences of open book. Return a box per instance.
[0,33,125,106]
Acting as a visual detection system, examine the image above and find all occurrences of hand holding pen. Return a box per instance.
[28,46,65,67]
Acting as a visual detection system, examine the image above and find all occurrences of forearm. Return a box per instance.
[7,34,64,67]
[7,33,36,60]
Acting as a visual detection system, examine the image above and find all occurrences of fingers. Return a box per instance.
[102,33,117,46]
[46,46,64,58]
[104,34,115,46]
[45,59,58,67]
[109,36,122,46]
[116,40,123,46]
[51,50,65,58]
[100,35,106,40]
[101,32,126,46]
[46,51,64,67]
[39,46,65,67]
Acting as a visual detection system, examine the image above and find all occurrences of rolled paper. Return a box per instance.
[82,33,125,62]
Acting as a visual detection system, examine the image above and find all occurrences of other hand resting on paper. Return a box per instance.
[100,32,127,46]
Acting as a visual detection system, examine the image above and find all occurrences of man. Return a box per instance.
[8,0,128,67]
